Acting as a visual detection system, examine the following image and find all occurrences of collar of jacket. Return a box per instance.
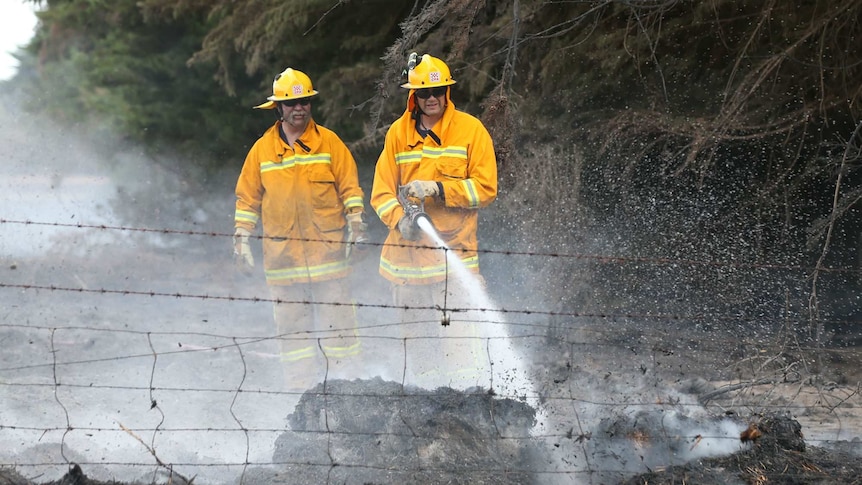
[272,118,321,154]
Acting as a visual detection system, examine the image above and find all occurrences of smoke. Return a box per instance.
[0,103,118,258]
[0,89,275,484]
[585,397,748,471]
[0,88,795,485]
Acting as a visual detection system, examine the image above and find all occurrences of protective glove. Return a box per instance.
[397,214,420,241]
[345,212,368,260]
[404,180,439,199]
[233,227,254,276]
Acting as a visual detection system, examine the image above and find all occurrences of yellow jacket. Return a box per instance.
[371,93,497,285]
[235,119,364,285]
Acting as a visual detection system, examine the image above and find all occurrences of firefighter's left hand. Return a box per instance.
[397,214,421,241]
[345,212,368,260]
[404,180,439,199]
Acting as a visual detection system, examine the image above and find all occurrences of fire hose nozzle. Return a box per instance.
[398,185,433,232]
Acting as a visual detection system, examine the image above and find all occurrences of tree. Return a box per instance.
[14,0,862,355]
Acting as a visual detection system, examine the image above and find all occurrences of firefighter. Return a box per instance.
[370,53,498,389]
[233,67,367,391]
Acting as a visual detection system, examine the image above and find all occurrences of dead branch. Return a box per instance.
[808,120,862,350]
[118,422,196,484]
[698,376,796,404]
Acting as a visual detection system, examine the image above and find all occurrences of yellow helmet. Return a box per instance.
[254,68,319,110]
[400,54,456,89]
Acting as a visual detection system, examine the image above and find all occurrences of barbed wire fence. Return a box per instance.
[1,218,861,484]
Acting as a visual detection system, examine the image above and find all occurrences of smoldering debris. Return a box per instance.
[622,413,862,485]
[244,378,538,484]
[0,464,140,485]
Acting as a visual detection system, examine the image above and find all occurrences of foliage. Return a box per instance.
[138,0,414,145]
[12,0,862,352]
[19,0,263,170]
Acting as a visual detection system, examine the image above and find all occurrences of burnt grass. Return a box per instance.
[2,383,861,484]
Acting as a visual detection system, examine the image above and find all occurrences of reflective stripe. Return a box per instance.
[280,346,316,363]
[261,153,332,173]
[394,145,468,166]
[233,209,260,226]
[322,340,361,359]
[380,255,479,280]
[395,151,422,165]
[375,196,400,219]
[343,195,363,211]
[461,179,479,208]
[235,209,259,225]
[281,341,361,362]
[422,145,467,159]
[281,303,361,362]
[266,259,349,283]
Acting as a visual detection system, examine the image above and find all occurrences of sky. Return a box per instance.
[0,1,39,81]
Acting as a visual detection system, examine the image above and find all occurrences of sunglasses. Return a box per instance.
[280,98,311,108]
[415,86,448,100]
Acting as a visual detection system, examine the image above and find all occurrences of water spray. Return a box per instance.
[396,184,542,424]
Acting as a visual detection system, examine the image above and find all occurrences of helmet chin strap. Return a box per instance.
[412,108,441,144]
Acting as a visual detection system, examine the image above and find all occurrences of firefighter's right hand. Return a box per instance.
[233,227,254,276]
[397,215,420,241]
[404,180,439,199]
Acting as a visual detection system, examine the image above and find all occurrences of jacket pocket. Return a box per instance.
[436,158,467,180]
[308,166,339,208]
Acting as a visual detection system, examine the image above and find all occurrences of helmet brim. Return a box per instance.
[253,91,319,110]
[253,100,277,110]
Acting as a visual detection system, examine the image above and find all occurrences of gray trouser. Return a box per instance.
[270,279,358,390]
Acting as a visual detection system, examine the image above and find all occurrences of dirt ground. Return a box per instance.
[2,239,861,484]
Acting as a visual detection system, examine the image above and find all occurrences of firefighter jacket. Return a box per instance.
[235,119,364,285]
[371,93,497,285]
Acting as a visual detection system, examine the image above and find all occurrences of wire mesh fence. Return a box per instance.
[1,219,861,484]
